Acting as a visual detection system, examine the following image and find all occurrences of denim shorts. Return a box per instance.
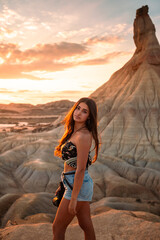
[61,170,93,201]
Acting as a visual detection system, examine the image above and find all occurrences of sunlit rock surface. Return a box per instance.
[0,210,160,240]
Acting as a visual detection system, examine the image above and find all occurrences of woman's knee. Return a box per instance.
[79,218,93,232]
[53,221,66,235]
[79,221,86,231]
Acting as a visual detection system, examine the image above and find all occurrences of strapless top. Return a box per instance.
[61,141,92,168]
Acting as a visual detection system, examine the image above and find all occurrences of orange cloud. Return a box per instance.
[80,51,131,65]
[0,88,92,104]
[0,62,73,79]
[0,41,131,80]
[0,88,15,94]
[84,35,123,45]
[0,6,23,40]
[0,42,88,62]
[0,42,88,79]
[0,27,16,39]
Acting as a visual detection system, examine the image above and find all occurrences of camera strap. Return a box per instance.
[62,172,75,190]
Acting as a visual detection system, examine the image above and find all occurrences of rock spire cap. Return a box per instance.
[136,5,149,17]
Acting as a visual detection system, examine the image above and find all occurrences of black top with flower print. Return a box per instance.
[61,141,92,168]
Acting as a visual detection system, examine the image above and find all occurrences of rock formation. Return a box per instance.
[0,5,160,239]
[90,5,160,207]
[0,210,160,240]
[91,5,160,161]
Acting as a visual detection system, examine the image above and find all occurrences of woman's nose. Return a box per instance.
[77,110,82,115]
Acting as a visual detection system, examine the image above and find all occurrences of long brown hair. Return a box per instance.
[54,97,99,162]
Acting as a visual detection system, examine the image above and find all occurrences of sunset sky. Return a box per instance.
[0,0,160,105]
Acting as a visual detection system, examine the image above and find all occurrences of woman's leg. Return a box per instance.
[52,198,75,240]
[76,201,96,240]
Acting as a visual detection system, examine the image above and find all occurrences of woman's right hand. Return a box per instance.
[68,198,77,215]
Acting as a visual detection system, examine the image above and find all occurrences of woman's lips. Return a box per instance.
[74,115,81,119]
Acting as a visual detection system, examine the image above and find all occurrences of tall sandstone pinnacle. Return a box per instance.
[91,5,160,163]
[90,6,160,200]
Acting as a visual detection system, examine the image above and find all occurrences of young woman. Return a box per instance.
[52,97,99,240]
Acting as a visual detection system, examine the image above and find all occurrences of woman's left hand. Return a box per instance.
[68,198,77,215]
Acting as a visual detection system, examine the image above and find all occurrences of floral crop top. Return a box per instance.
[61,141,92,168]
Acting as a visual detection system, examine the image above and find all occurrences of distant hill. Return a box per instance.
[0,100,75,116]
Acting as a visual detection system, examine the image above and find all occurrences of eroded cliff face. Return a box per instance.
[90,6,160,166]
[89,5,160,212]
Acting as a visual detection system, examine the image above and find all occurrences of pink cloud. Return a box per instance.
[84,35,123,45]
[80,51,131,65]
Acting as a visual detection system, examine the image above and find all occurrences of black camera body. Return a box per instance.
[52,181,65,207]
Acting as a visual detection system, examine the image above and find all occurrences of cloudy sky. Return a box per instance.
[0,0,160,105]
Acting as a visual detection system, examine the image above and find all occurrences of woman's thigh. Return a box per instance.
[53,198,93,231]
[76,201,94,230]
[53,198,75,230]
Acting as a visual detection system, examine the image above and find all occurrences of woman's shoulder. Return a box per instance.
[76,129,92,144]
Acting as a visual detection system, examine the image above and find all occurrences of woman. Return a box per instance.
[52,97,99,240]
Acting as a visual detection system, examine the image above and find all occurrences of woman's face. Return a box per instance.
[73,102,90,124]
